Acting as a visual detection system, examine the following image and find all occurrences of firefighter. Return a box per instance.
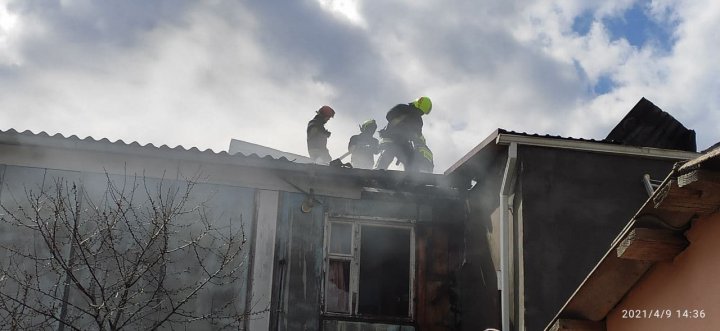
[413,134,434,173]
[348,119,380,169]
[374,96,432,171]
[307,105,335,164]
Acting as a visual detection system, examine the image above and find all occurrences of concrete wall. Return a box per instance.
[518,145,677,331]
[607,213,720,331]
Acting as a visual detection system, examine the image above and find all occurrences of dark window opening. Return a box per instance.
[358,226,410,317]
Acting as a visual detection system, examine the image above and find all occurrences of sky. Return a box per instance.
[1,0,719,173]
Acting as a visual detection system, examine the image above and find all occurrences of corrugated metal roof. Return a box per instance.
[445,128,699,177]
[0,128,300,163]
[445,128,622,176]
[0,128,449,190]
[228,138,313,163]
[497,128,617,145]
[444,128,613,175]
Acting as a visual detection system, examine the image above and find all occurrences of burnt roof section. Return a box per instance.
[606,97,696,152]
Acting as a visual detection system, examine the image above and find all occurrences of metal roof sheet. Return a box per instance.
[0,128,449,190]
[497,128,616,144]
[0,128,299,162]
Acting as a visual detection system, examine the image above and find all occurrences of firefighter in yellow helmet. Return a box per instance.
[413,134,434,173]
[348,119,380,169]
[307,105,335,164]
[374,96,432,171]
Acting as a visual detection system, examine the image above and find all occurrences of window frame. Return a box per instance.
[322,214,416,320]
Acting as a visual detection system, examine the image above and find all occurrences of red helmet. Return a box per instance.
[318,105,335,118]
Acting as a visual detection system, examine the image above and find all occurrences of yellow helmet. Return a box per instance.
[360,119,377,133]
[411,96,432,115]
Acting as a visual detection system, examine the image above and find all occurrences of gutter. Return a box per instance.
[496,134,699,160]
[500,142,518,331]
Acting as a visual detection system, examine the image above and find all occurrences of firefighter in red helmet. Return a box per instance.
[307,105,335,164]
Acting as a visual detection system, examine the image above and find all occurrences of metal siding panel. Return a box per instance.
[275,191,322,330]
[248,190,280,331]
[0,164,5,202]
[269,191,295,331]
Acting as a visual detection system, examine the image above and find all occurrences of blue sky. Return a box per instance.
[573,2,675,50]
[0,0,719,172]
[603,2,676,51]
[572,0,678,95]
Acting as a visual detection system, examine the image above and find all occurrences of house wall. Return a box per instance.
[0,140,337,329]
[0,138,466,330]
[457,152,507,331]
[518,145,677,331]
[270,191,463,331]
[606,213,720,331]
[416,199,465,330]
[0,164,259,329]
[512,176,525,330]
[0,141,361,199]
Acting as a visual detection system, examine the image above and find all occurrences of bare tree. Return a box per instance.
[0,172,252,330]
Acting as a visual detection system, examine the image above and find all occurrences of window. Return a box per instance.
[323,217,415,319]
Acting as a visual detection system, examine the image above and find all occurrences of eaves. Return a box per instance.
[445,129,700,176]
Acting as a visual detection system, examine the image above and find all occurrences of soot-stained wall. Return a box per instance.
[457,152,507,331]
[270,190,463,331]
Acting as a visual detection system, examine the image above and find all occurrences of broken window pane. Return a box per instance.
[329,222,352,255]
[326,260,351,313]
[358,226,411,317]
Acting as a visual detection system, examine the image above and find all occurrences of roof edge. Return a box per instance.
[445,129,699,176]
[496,133,699,160]
[443,129,501,175]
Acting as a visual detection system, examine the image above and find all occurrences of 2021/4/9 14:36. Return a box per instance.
[621,309,706,319]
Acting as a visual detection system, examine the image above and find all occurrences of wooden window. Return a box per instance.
[323,216,415,320]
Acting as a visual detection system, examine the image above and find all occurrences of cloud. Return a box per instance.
[0,0,718,174]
